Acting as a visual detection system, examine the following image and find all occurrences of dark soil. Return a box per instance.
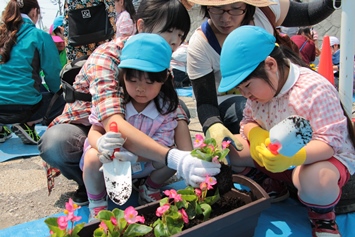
[212,163,233,195]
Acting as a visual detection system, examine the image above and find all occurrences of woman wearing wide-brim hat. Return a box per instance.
[186,0,341,202]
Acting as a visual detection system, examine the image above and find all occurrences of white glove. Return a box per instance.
[166,148,221,187]
[113,151,138,164]
[97,131,125,163]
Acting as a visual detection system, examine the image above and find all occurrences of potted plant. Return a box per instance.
[75,135,270,237]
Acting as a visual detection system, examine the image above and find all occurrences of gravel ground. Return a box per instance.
[0,96,201,230]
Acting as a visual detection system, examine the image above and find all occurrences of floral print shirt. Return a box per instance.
[63,0,116,62]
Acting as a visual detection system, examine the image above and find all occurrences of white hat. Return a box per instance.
[329,36,340,46]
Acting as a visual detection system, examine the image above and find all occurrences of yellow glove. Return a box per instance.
[206,123,243,151]
[247,126,269,167]
[256,138,307,173]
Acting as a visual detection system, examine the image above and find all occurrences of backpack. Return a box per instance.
[43,55,91,124]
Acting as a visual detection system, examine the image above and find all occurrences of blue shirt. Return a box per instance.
[0,17,62,106]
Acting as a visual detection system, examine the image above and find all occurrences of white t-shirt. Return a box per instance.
[187,0,281,97]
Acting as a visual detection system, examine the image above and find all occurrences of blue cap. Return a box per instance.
[218,26,276,93]
[119,33,172,72]
[53,16,64,31]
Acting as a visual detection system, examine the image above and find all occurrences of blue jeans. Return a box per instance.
[218,96,247,134]
[38,123,91,186]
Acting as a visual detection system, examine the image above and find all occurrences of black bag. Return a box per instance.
[43,56,91,123]
[68,2,114,46]
[60,55,91,103]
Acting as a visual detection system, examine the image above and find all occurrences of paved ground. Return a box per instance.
[0,96,200,230]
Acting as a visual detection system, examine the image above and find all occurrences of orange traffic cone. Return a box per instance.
[317,35,334,85]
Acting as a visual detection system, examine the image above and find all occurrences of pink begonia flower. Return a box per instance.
[57,216,68,230]
[179,209,189,224]
[194,188,202,197]
[110,216,117,225]
[156,204,170,217]
[212,156,219,163]
[65,198,80,214]
[124,206,144,224]
[207,144,215,152]
[164,189,182,203]
[199,182,208,191]
[67,211,82,222]
[222,140,231,149]
[99,221,108,232]
[193,134,206,148]
[205,175,217,190]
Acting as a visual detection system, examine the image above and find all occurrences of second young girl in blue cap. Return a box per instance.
[218,25,355,237]
[82,33,183,221]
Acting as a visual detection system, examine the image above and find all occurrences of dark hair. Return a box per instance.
[135,0,190,42]
[297,27,312,39]
[123,0,136,23]
[118,69,179,115]
[243,45,309,92]
[0,0,40,63]
[200,4,256,26]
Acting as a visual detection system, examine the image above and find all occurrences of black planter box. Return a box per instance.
[78,174,270,237]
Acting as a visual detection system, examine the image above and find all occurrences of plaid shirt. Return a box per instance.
[51,37,188,127]
[240,63,355,174]
[51,37,125,126]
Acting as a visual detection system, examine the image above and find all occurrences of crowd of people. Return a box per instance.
[0,0,351,236]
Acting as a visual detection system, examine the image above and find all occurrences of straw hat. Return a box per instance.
[188,0,276,7]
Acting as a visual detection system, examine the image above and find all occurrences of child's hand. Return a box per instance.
[96,131,125,163]
[113,151,138,163]
[166,148,221,187]
[256,138,307,173]
[247,126,269,167]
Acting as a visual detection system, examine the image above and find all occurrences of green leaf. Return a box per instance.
[93,228,107,237]
[97,210,115,221]
[71,223,85,236]
[153,222,170,237]
[200,203,212,221]
[204,189,220,205]
[123,223,153,237]
[165,214,184,235]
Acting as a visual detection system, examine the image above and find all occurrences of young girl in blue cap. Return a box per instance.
[81,33,186,221]
[218,25,355,237]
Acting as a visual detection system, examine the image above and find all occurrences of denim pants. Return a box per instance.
[38,123,91,186]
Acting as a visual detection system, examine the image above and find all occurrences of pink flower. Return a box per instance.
[212,156,219,163]
[57,216,68,230]
[67,211,82,222]
[200,182,208,191]
[205,175,217,190]
[135,215,145,224]
[99,221,108,232]
[222,140,231,149]
[124,206,144,224]
[65,198,80,213]
[156,204,170,217]
[193,134,206,148]
[164,189,182,203]
[111,216,117,225]
[194,188,202,197]
[178,209,189,224]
